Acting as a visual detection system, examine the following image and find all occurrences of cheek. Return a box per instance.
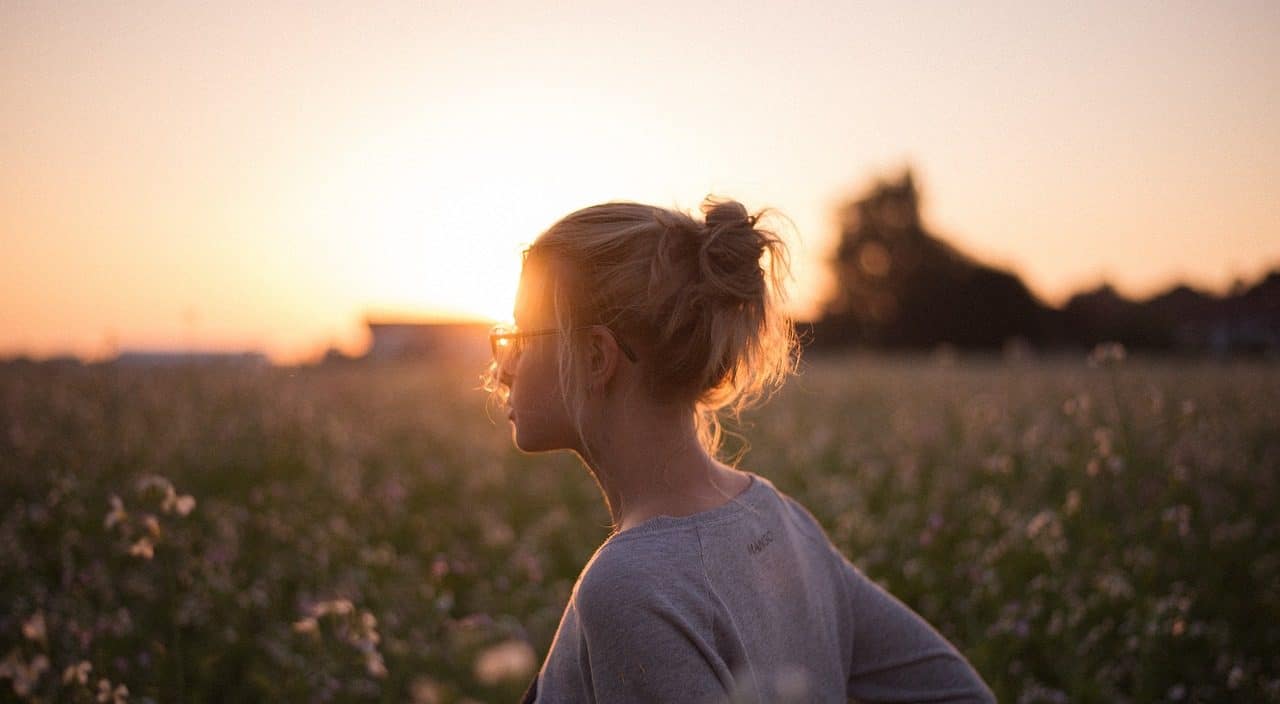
[512,347,555,400]
[514,373,559,416]
[509,362,576,446]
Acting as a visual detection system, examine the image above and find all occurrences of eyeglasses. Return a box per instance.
[489,323,639,365]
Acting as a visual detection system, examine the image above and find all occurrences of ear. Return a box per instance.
[585,327,621,394]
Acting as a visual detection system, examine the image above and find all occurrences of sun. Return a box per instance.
[301,106,676,325]
[303,153,538,324]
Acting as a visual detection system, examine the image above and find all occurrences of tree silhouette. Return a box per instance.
[818,168,1055,350]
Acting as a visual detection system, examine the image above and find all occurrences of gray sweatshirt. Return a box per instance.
[529,471,996,703]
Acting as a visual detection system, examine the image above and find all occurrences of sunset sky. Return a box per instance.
[3,1,1277,363]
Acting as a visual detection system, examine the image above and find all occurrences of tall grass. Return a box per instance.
[1,352,1276,702]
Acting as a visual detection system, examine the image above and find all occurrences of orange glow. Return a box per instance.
[1,3,1277,363]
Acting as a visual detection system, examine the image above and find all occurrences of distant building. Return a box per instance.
[0,354,84,368]
[113,350,270,368]
[364,318,490,362]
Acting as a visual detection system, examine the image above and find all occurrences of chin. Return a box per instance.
[511,425,572,454]
[511,426,549,453]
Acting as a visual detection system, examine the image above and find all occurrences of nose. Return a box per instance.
[496,350,517,387]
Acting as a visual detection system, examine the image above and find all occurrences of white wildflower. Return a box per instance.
[473,639,536,686]
[104,495,128,530]
[62,660,92,686]
[128,537,155,560]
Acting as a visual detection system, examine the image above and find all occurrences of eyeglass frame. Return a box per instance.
[489,324,639,365]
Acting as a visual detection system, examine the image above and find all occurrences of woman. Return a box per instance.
[485,198,995,703]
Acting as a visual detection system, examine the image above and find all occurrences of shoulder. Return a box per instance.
[768,483,838,549]
[574,531,709,625]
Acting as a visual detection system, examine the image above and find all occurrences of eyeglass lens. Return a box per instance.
[492,330,519,366]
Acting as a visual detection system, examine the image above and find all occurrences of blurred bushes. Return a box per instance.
[1,353,1277,702]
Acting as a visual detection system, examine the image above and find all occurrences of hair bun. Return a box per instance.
[701,198,756,230]
[695,197,770,304]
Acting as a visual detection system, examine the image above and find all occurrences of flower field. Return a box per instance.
[1,351,1277,703]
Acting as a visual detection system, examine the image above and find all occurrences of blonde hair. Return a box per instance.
[485,197,799,462]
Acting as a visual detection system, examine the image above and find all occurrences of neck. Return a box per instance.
[576,404,746,534]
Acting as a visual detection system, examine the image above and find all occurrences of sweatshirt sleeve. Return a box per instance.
[573,570,733,704]
[839,558,996,703]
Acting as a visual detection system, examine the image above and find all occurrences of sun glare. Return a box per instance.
[300,106,678,327]
[302,141,547,324]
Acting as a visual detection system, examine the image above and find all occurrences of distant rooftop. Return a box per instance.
[113,350,270,368]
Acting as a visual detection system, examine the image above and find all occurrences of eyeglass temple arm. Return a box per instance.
[614,337,638,363]
[491,326,638,363]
